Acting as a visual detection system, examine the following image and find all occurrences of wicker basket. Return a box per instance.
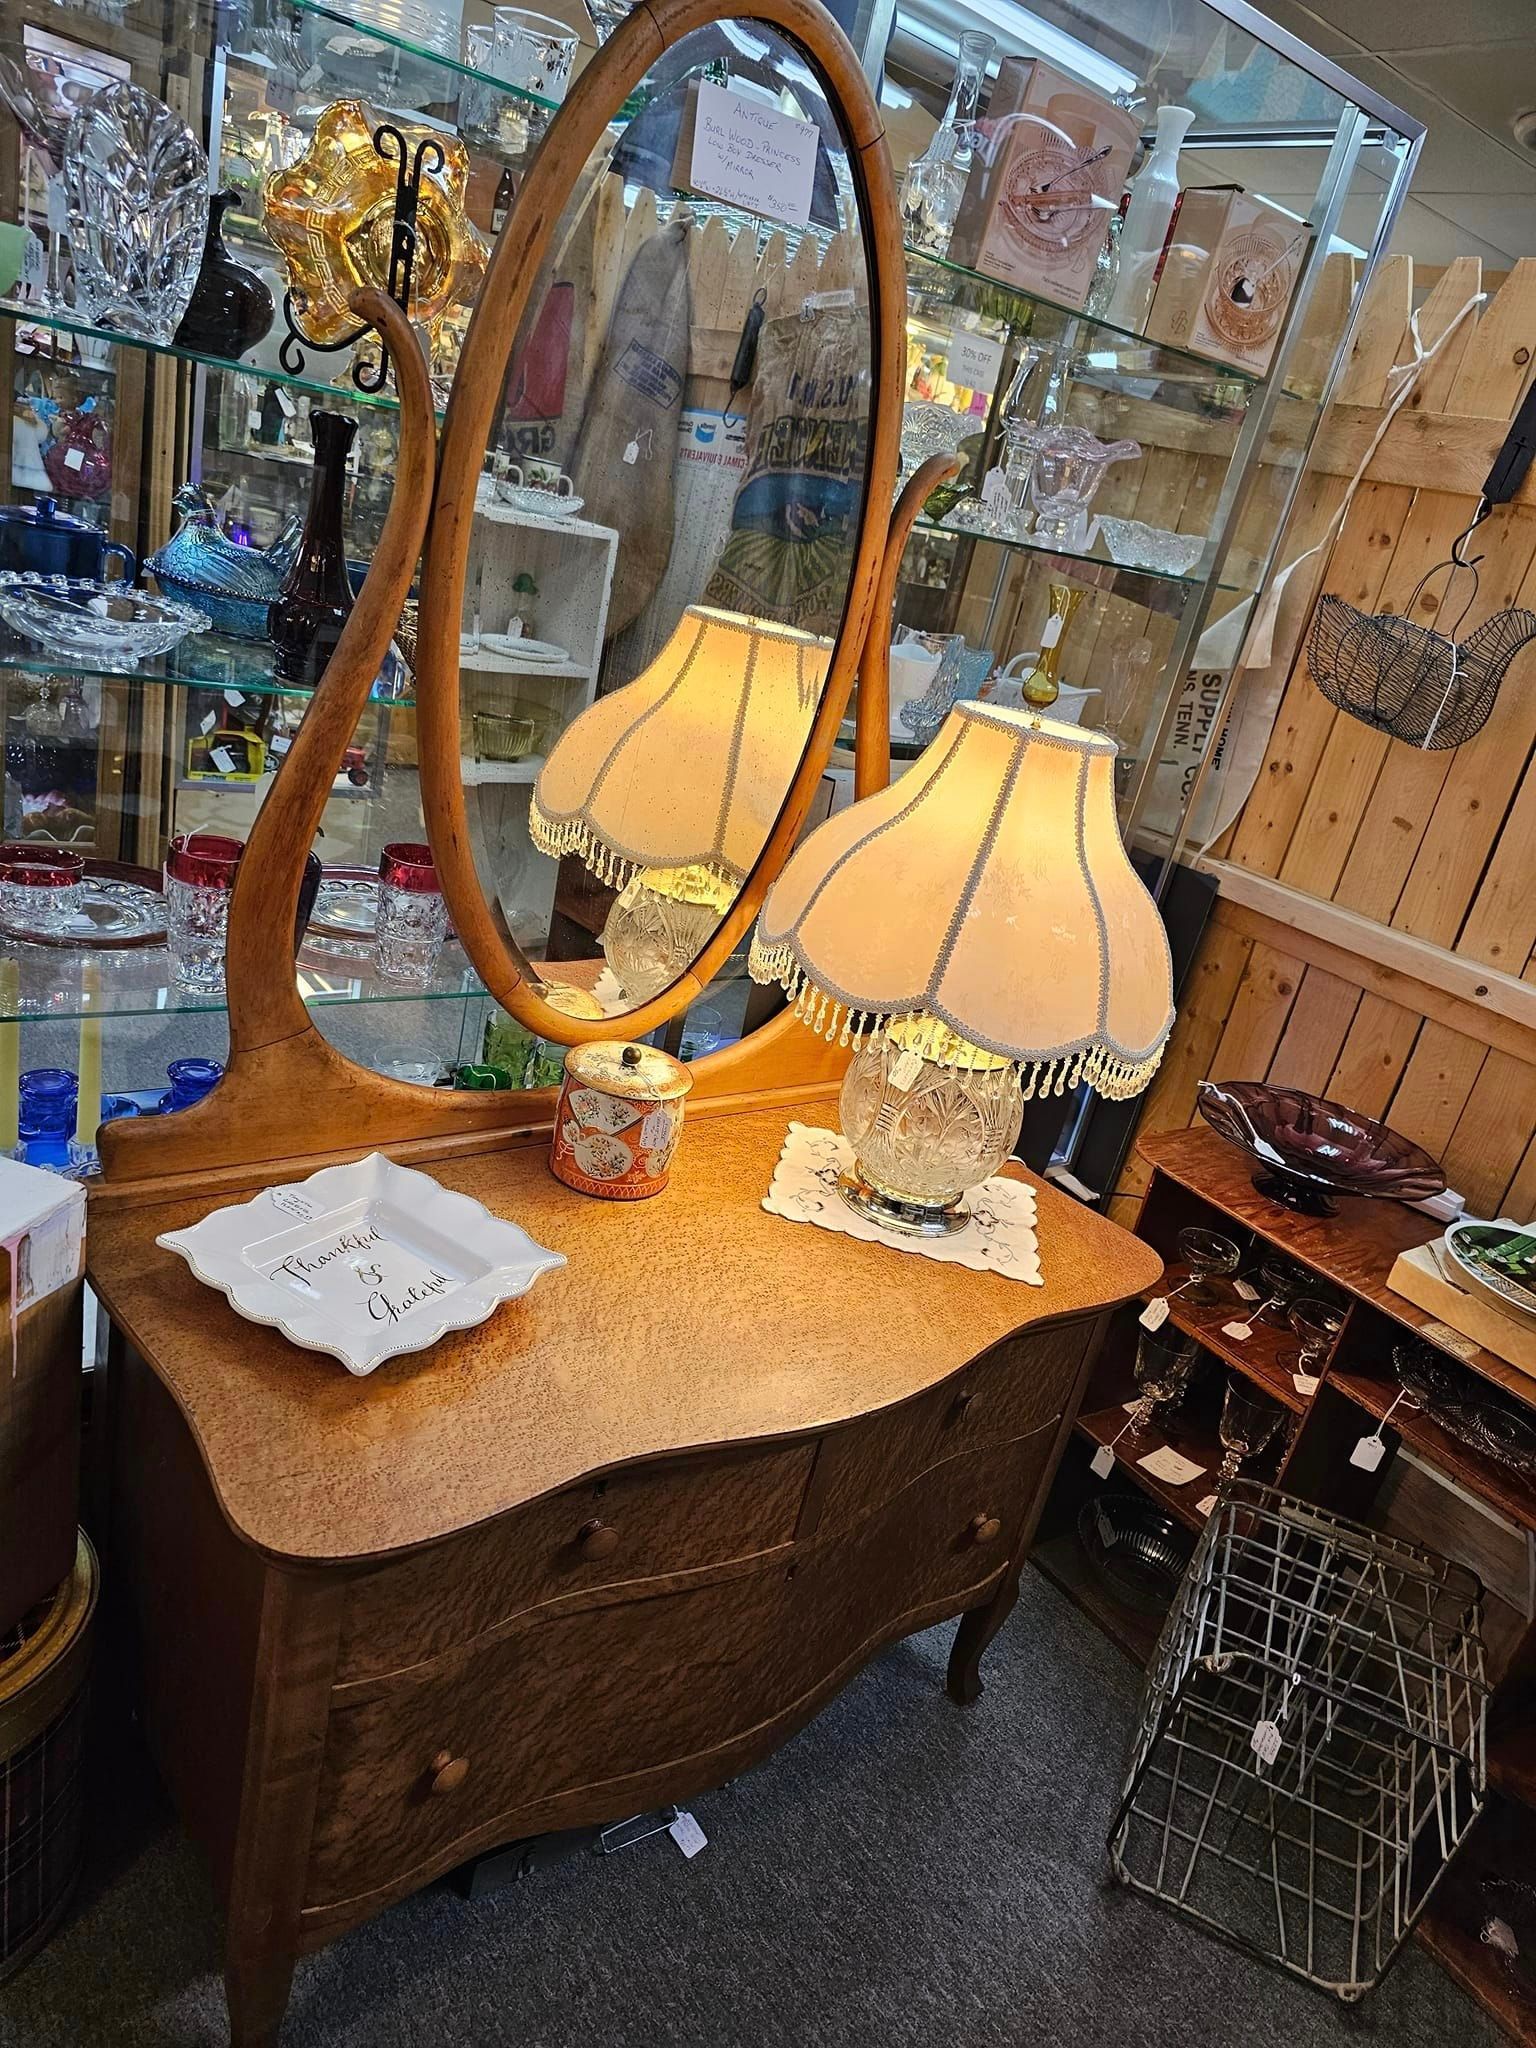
[0,1532,96,1983]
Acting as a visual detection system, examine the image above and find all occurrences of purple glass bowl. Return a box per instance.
[1196,1080,1447,1217]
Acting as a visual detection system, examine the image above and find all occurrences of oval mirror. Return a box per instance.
[418,0,902,1048]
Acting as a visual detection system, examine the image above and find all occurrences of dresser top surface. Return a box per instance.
[88,1101,1160,1563]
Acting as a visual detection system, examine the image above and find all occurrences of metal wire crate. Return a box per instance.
[1108,1483,1487,2000]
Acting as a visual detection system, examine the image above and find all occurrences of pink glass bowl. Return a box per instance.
[379,842,439,894]
[1197,1079,1446,1217]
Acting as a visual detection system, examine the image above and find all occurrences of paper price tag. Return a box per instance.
[209,745,238,775]
[1139,1297,1170,1331]
[887,1048,924,1093]
[946,327,1004,395]
[1422,1320,1479,1360]
[276,386,297,417]
[267,77,296,116]
[1222,1320,1253,1342]
[669,1809,708,1859]
[1250,1720,1282,1766]
[1293,1372,1320,1397]
[270,732,291,755]
[979,465,1011,510]
[1350,1433,1386,1472]
[248,407,264,431]
[1089,1444,1115,1480]
[199,710,217,734]
[639,1106,673,1150]
[1195,1493,1218,1517]
[223,688,246,707]
[63,445,85,471]
[270,1188,318,1220]
[1233,1278,1260,1302]
[21,231,45,290]
[1137,1445,1207,1487]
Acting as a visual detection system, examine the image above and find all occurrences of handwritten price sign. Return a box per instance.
[689,79,819,230]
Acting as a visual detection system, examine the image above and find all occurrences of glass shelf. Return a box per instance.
[911,517,1246,599]
[0,300,425,417]
[0,629,415,706]
[292,0,566,113]
[0,934,484,1025]
[905,247,1263,394]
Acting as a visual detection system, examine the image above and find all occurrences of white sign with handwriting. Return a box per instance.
[689,79,818,230]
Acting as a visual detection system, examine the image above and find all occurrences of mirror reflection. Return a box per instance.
[457,20,873,1018]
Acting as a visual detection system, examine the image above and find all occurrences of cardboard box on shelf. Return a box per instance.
[1146,186,1311,374]
[1388,1239,1536,1383]
[949,60,1139,312]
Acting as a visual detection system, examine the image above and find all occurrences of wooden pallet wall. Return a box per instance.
[1115,256,1536,1227]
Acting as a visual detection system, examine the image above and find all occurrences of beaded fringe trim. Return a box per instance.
[529,801,739,901]
[747,937,1166,1103]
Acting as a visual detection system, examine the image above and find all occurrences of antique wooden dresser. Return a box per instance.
[87,1099,1159,2045]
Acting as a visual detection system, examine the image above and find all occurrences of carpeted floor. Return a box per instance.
[0,1566,1495,2048]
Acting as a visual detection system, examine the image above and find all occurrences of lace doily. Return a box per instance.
[762,1124,1042,1283]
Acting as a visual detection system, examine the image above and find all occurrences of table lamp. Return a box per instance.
[749,701,1175,1235]
[531,605,833,1000]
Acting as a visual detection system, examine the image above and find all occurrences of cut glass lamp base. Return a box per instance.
[836,1170,970,1238]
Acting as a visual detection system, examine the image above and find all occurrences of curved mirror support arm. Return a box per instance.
[854,453,965,801]
[417,0,903,1047]
[99,289,440,1184]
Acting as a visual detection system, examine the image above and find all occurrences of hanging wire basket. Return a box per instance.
[1109,1483,1487,2000]
[1308,591,1536,749]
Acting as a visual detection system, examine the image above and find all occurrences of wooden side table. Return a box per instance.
[88,1101,1159,2047]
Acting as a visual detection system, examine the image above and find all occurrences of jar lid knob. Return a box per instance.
[621,1044,641,1067]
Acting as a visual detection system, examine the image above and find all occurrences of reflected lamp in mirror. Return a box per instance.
[530,606,833,1002]
[749,704,1175,1236]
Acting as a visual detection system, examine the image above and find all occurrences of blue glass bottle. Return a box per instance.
[19,1067,77,1169]
[161,1057,223,1113]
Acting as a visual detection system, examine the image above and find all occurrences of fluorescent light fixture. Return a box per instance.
[881,79,915,110]
[896,1,1137,100]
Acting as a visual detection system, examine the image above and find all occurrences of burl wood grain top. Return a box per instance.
[88,1102,1161,1564]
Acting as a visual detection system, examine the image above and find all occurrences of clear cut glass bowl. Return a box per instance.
[0,575,210,668]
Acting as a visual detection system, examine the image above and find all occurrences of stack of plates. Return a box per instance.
[478,634,569,668]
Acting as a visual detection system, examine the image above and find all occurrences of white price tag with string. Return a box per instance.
[1350,1433,1385,1471]
[979,465,1010,510]
[1294,1372,1319,1397]
[1139,1297,1170,1331]
[1195,1493,1218,1517]
[21,232,45,292]
[669,1810,708,1858]
[1089,1444,1115,1480]
[1233,1278,1260,1302]
[1223,1319,1254,1342]
[887,1049,924,1093]
[209,745,238,776]
[1251,1720,1282,1766]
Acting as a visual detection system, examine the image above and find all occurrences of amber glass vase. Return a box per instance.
[269,412,357,687]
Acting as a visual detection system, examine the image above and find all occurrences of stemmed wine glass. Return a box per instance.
[1287,1296,1344,1378]
[1251,1253,1310,1328]
[1218,1377,1283,1482]
[1175,1225,1241,1307]
[1124,1328,1198,1441]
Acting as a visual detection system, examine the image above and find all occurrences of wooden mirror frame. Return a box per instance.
[97,3,910,1200]
[416,0,906,1046]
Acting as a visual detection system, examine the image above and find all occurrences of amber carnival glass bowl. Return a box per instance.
[1196,1079,1446,1217]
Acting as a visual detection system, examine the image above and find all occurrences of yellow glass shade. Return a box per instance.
[751,701,1174,1101]
[263,100,487,353]
[530,606,833,894]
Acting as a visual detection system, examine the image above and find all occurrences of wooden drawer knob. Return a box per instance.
[969,1513,1003,1546]
[429,1751,469,1796]
[576,1518,620,1561]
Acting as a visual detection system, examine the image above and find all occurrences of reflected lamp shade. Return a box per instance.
[750,702,1175,1103]
[529,605,834,899]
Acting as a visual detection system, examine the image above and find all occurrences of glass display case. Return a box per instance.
[0,0,1419,1173]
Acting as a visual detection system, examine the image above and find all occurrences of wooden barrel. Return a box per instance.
[0,1533,96,1982]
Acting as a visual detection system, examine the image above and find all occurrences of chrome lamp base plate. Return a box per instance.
[836,1171,969,1238]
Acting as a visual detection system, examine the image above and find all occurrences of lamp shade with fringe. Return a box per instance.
[751,700,1174,1104]
[530,605,834,896]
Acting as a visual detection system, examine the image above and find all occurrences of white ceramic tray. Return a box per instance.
[157,1153,566,1375]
